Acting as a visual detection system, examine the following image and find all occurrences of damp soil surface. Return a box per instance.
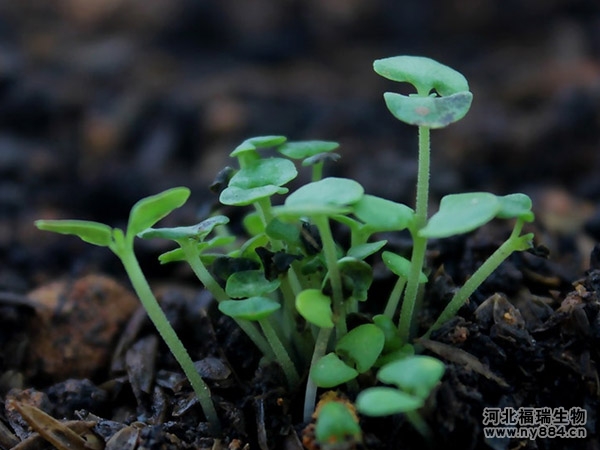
[2,1,600,449]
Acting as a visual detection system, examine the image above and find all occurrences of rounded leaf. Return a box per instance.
[497,193,534,222]
[296,289,334,328]
[275,177,364,218]
[278,140,339,159]
[420,192,500,238]
[310,353,358,388]
[382,251,427,283]
[353,195,414,232]
[374,56,469,96]
[335,324,384,373]
[230,135,287,157]
[35,220,113,247]
[225,270,280,298]
[377,355,445,399]
[314,401,361,444]
[228,158,297,189]
[127,187,190,237]
[337,257,373,302]
[383,91,473,129]
[218,297,280,321]
[356,387,423,416]
[220,185,287,206]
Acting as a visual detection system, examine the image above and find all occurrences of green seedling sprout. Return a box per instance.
[35,188,221,434]
[314,401,362,448]
[420,192,534,338]
[356,355,445,438]
[374,55,473,344]
[34,56,540,442]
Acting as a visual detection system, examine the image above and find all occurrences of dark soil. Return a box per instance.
[1,1,600,449]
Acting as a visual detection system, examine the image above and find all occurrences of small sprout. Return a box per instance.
[225,270,280,298]
[35,220,113,247]
[314,401,362,447]
[310,353,358,388]
[296,289,334,329]
[302,152,340,167]
[127,187,190,237]
[497,193,535,222]
[218,296,280,321]
[335,324,384,373]
[138,215,230,242]
[356,387,424,416]
[373,314,404,353]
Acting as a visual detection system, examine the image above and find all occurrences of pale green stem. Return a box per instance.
[313,215,347,339]
[422,220,532,339]
[304,326,333,422]
[384,277,407,319]
[259,318,301,388]
[179,240,275,360]
[399,125,431,343]
[312,162,324,182]
[255,197,275,234]
[115,246,221,433]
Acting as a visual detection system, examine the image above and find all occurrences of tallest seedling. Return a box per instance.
[373,56,473,343]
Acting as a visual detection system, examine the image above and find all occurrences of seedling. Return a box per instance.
[35,55,537,442]
[35,188,221,434]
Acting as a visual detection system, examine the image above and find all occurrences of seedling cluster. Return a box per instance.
[35,56,535,445]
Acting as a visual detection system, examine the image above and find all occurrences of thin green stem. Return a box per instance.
[383,277,406,319]
[313,215,347,339]
[115,247,221,433]
[179,240,275,360]
[259,318,301,388]
[399,125,431,343]
[304,326,333,422]
[422,220,532,339]
[312,162,324,182]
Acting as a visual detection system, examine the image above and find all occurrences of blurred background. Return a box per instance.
[1,0,599,289]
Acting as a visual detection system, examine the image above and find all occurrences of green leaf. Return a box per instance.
[218,297,280,321]
[274,177,364,218]
[353,195,414,232]
[383,91,473,129]
[243,212,264,236]
[377,355,445,399]
[295,289,334,328]
[374,56,469,96]
[315,402,361,444]
[220,185,288,206]
[497,193,535,222]
[265,218,301,244]
[347,240,387,260]
[138,216,229,242]
[35,219,113,247]
[228,158,297,189]
[356,387,423,416]
[335,324,384,373]
[382,251,427,283]
[310,353,358,388]
[157,235,233,264]
[278,140,339,159]
[225,270,280,298]
[420,192,500,238]
[127,187,190,237]
[230,135,287,157]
